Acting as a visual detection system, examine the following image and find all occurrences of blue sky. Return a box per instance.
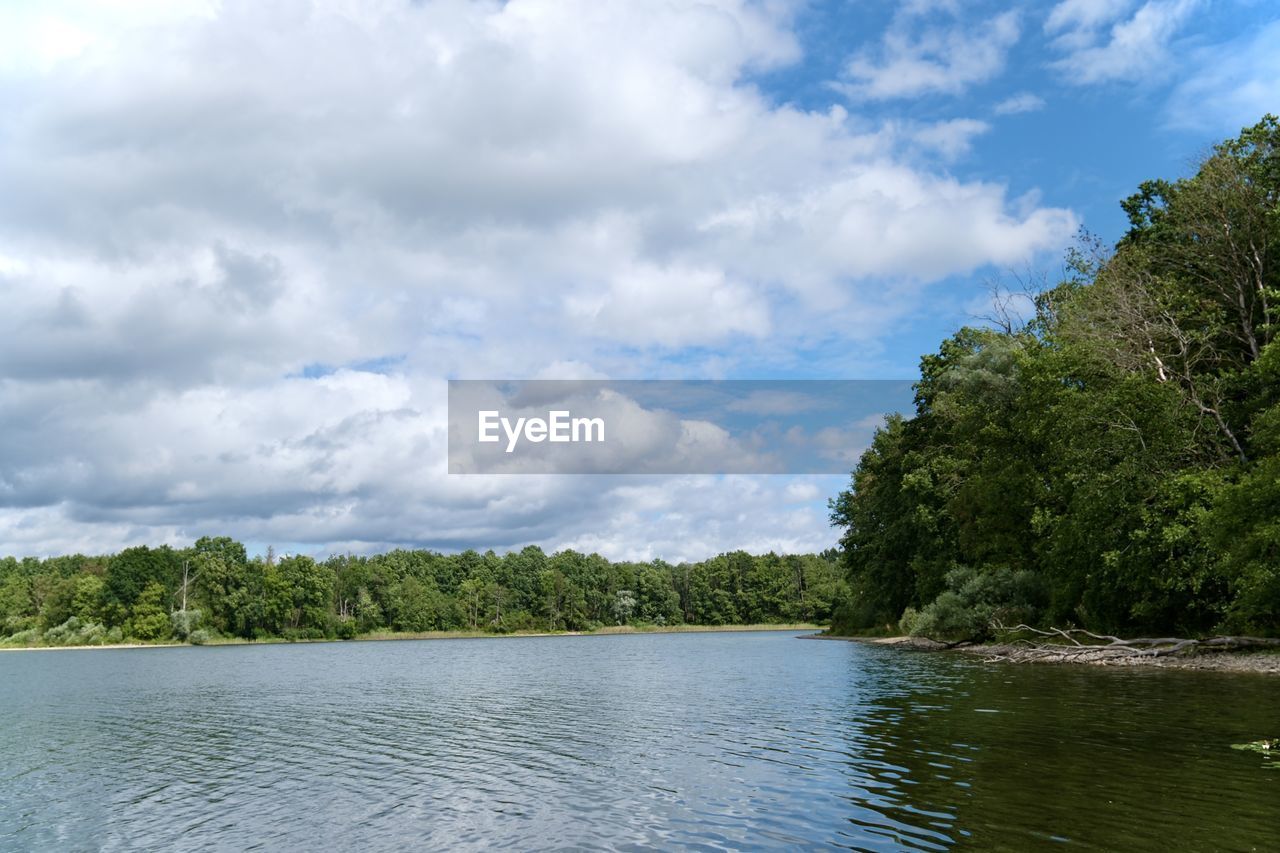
[0,0,1276,559]
[741,0,1280,376]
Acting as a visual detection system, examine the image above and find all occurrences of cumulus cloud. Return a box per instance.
[836,8,1022,100]
[550,475,847,563]
[1046,0,1201,85]
[564,264,770,347]
[0,0,1075,558]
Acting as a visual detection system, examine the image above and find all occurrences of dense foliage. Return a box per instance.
[831,117,1280,641]
[0,541,840,646]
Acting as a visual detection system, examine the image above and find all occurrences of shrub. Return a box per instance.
[43,616,83,644]
[901,566,1046,643]
[2,627,41,646]
[281,626,326,642]
[502,610,537,632]
[42,617,111,646]
[3,615,38,637]
[78,621,106,645]
[170,609,204,640]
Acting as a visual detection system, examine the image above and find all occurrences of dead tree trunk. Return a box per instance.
[984,623,1280,664]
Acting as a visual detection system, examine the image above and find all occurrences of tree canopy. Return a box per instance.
[831,116,1280,641]
[0,541,840,646]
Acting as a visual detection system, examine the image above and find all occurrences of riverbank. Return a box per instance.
[0,623,822,653]
[810,633,1280,674]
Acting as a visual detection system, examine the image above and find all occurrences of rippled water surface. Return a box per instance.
[1,631,1277,851]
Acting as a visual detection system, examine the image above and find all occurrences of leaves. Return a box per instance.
[1231,739,1280,770]
[830,116,1280,639]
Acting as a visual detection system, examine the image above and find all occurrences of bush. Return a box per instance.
[2,627,41,646]
[901,566,1046,643]
[334,619,358,640]
[3,615,38,637]
[78,621,106,645]
[188,629,211,645]
[281,626,326,642]
[171,609,204,640]
[42,617,111,646]
[502,610,537,632]
[43,616,82,644]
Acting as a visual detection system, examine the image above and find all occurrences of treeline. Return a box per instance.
[0,541,841,646]
[830,116,1280,641]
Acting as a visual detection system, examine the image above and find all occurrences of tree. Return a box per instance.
[105,546,180,621]
[458,578,485,629]
[272,555,333,634]
[72,574,105,623]
[611,589,637,625]
[128,581,172,641]
[1,543,862,645]
[829,116,1280,639]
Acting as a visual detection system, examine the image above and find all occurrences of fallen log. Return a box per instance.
[980,623,1280,664]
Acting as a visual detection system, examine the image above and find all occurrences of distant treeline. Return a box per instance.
[0,541,840,646]
[830,117,1280,642]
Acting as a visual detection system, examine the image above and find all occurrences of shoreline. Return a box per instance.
[0,623,822,653]
[811,633,1280,675]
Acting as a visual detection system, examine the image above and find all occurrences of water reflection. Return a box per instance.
[0,633,1275,851]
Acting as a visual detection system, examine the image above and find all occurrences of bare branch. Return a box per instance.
[983,624,1280,664]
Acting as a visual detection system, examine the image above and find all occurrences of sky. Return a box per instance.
[0,0,1277,561]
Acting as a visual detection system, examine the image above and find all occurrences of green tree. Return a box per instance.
[829,116,1280,639]
[128,581,173,641]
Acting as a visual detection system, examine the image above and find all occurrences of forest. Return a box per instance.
[0,541,840,646]
[830,117,1280,642]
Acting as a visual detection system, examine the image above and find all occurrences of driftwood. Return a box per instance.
[981,623,1280,665]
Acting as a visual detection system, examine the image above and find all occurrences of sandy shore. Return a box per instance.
[811,633,1280,674]
[0,642,178,653]
[0,623,821,653]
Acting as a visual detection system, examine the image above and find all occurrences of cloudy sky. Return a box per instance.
[1,0,1276,561]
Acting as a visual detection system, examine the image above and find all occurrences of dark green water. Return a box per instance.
[0,631,1276,851]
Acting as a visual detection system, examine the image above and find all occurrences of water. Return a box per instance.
[0,632,1276,851]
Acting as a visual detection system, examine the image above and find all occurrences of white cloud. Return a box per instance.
[0,0,216,72]
[837,9,1021,100]
[1046,0,1201,85]
[993,92,1046,115]
[1044,0,1135,44]
[0,0,1075,558]
[551,476,847,562]
[564,264,770,347]
[911,118,992,160]
[784,481,821,503]
[1167,20,1280,131]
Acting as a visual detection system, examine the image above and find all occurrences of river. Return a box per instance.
[1,631,1275,850]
